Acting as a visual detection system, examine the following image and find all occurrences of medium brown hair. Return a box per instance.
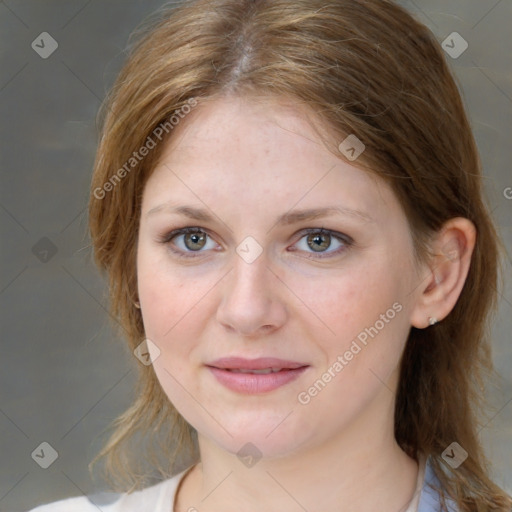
[88,0,511,510]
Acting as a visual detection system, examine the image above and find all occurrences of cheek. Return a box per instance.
[301,279,409,416]
[137,255,204,408]
[309,260,403,333]
[136,244,209,338]
[309,258,411,384]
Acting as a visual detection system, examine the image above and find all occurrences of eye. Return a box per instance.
[159,226,353,259]
[291,228,352,259]
[160,227,218,257]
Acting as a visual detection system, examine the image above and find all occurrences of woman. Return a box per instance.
[30,0,511,510]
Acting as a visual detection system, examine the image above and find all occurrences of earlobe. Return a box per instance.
[410,217,476,329]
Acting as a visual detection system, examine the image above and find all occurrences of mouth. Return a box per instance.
[222,367,290,374]
[206,357,309,394]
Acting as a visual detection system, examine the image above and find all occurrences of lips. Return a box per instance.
[206,357,309,394]
[208,357,307,371]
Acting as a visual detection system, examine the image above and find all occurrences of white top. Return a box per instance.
[26,466,190,512]
[27,455,457,512]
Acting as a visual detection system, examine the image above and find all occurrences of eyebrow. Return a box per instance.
[146,204,374,225]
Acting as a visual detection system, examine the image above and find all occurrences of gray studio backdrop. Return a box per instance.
[0,1,511,511]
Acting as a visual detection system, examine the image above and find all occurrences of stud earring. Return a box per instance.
[428,317,438,326]
[133,300,141,309]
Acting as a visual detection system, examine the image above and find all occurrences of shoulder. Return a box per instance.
[26,493,119,512]
[418,456,459,512]
[26,468,191,512]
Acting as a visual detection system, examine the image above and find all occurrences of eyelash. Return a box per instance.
[158,226,354,260]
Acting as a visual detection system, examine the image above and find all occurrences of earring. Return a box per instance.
[133,300,141,309]
[428,317,438,326]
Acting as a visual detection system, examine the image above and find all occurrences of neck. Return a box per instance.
[188,444,417,512]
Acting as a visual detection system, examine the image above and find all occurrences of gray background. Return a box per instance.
[0,1,510,511]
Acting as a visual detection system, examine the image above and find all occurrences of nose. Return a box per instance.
[215,249,288,338]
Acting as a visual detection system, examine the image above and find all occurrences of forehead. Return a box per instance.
[142,95,400,225]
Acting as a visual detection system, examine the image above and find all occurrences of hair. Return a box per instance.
[87,0,511,510]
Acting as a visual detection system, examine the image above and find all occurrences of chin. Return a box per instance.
[198,414,316,461]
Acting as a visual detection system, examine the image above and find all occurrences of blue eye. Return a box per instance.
[159,226,353,259]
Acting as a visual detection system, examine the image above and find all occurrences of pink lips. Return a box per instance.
[206,357,309,394]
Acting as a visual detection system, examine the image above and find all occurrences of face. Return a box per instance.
[136,95,423,458]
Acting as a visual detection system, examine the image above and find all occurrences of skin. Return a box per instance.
[136,95,476,512]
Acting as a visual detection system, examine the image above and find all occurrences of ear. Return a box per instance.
[410,217,476,329]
